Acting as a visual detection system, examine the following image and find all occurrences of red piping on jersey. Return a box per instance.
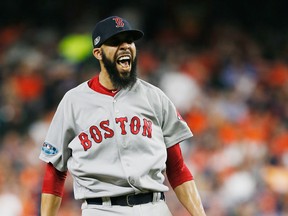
[166,144,194,189]
[88,75,118,97]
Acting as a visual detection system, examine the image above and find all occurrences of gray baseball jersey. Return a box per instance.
[39,78,193,200]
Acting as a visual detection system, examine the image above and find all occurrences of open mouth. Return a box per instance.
[117,55,131,68]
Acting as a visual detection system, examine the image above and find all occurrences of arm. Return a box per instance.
[41,194,62,216]
[40,163,67,216]
[166,144,206,216]
[174,180,206,216]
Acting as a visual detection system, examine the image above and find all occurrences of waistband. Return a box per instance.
[86,192,165,207]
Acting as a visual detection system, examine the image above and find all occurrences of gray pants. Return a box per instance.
[81,199,173,216]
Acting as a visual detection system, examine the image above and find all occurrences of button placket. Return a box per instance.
[113,98,120,114]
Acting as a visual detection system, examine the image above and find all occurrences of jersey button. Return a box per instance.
[129,177,135,185]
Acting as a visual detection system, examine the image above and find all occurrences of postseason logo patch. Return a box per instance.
[42,142,59,155]
[94,36,100,46]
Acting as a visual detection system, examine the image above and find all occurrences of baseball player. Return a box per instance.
[40,16,206,216]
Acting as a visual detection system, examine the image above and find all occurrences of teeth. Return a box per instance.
[118,56,130,61]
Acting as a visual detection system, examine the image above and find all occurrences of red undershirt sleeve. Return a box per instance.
[166,143,194,189]
[42,163,67,197]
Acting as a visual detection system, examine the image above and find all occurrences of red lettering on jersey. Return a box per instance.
[115,117,128,135]
[100,120,114,139]
[113,17,125,28]
[142,118,152,138]
[90,125,103,143]
[130,116,141,135]
[79,116,153,151]
[78,132,92,151]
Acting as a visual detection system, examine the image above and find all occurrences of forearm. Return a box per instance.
[174,180,206,216]
[41,193,62,216]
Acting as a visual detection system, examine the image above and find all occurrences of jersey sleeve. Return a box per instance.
[39,93,75,171]
[160,93,193,148]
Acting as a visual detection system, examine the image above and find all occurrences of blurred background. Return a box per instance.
[1,0,288,215]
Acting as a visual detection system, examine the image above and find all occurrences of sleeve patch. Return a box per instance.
[42,142,59,155]
[177,110,184,121]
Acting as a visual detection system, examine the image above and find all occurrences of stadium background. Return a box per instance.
[1,0,288,215]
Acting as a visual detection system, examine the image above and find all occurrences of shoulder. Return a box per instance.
[57,81,91,108]
[67,81,90,94]
[63,81,90,99]
[135,78,165,96]
[133,78,172,108]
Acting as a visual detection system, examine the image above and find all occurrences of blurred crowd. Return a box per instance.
[1,3,288,216]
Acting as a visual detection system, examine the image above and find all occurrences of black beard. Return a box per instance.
[102,51,137,90]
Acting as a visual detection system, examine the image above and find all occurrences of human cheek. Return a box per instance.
[131,45,137,59]
[104,47,117,60]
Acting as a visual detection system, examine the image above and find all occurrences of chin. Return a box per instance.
[119,71,131,77]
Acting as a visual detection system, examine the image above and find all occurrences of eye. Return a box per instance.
[126,39,133,44]
[104,37,134,47]
[105,38,120,47]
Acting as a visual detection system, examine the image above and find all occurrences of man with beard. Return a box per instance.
[39,16,206,216]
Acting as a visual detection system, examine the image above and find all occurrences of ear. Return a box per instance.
[93,48,102,60]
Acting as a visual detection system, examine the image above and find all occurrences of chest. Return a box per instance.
[68,91,164,152]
